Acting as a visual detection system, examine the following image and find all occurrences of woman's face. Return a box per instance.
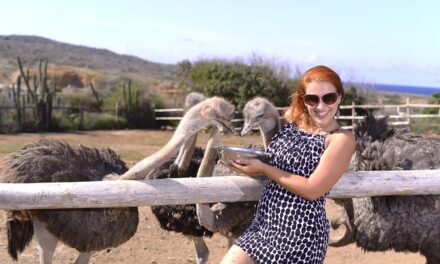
[304,81,341,129]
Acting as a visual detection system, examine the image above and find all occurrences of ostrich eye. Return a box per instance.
[256,113,264,119]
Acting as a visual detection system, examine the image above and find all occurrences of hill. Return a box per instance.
[0,35,176,86]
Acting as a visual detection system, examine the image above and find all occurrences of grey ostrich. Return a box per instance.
[329,113,440,264]
[150,92,216,264]
[0,96,235,264]
[195,97,282,249]
[240,96,282,148]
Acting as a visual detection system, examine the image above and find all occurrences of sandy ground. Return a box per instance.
[0,130,427,263]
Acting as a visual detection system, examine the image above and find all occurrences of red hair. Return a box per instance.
[284,65,344,128]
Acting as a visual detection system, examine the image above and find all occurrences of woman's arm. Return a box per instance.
[230,131,355,201]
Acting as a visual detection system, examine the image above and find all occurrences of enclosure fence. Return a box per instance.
[154,98,440,130]
[1,98,440,131]
[1,170,439,210]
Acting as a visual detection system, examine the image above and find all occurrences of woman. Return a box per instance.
[221,65,355,264]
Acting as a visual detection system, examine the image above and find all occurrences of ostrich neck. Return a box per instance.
[176,134,198,177]
[196,126,220,231]
[260,114,280,149]
[120,117,202,180]
[197,127,219,178]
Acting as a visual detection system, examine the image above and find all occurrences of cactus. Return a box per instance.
[13,56,56,131]
[90,82,103,112]
[122,79,140,128]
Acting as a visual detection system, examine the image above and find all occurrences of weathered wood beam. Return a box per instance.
[0,170,439,210]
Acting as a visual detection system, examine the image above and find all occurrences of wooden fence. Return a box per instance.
[0,104,131,131]
[155,98,440,130]
[1,98,439,131]
[1,170,439,210]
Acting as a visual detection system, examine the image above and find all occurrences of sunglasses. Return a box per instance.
[302,92,339,107]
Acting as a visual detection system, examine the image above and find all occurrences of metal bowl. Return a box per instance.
[216,146,269,165]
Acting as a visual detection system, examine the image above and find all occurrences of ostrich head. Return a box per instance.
[241,97,279,136]
[198,96,236,134]
[240,97,280,149]
[184,92,207,111]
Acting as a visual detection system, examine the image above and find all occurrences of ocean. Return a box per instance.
[372,84,440,96]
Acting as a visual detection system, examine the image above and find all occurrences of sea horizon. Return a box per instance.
[368,83,440,96]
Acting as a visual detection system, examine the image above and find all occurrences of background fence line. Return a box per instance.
[154,98,440,130]
[1,98,440,131]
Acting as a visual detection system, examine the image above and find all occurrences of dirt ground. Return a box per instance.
[0,130,427,263]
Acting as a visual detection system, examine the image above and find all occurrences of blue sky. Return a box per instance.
[1,0,439,87]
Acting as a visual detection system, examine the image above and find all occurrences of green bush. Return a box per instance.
[62,93,101,113]
[51,112,76,131]
[73,112,123,130]
[410,117,440,134]
[177,59,296,109]
[423,92,440,114]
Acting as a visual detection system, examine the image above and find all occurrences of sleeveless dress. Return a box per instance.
[235,122,331,264]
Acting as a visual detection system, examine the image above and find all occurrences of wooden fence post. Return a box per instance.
[115,102,119,127]
[406,97,411,125]
[151,103,156,128]
[79,104,84,130]
[351,101,355,127]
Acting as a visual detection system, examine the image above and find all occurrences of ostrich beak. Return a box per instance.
[215,118,236,135]
[240,122,255,136]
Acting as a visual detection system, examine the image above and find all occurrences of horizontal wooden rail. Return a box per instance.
[0,170,439,210]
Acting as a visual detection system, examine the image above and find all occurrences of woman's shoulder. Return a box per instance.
[330,128,355,140]
[325,128,355,149]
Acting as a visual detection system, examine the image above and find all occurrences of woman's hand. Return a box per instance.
[228,158,265,176]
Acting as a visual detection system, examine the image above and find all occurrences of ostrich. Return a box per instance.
[1,140,137,264]
[0,96,235,264]
[150,92,216,264]
[195,97,282,248]
[329,113,440,264]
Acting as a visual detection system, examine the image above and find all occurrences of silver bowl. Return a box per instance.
[216,146,269,165]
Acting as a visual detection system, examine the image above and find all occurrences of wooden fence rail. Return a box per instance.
[1,170,439,210]
[154,99,440,129]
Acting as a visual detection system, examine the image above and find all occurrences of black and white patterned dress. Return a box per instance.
[235,122,331,264]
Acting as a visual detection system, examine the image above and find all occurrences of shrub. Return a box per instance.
[73,112,122,130]
[177,59,296,109]
[51,112,76,131]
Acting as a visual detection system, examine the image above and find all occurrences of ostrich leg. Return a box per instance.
[193,237,209,264]
[33,220,58,264]
[74,253,92,264]
[33,219,92,264]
